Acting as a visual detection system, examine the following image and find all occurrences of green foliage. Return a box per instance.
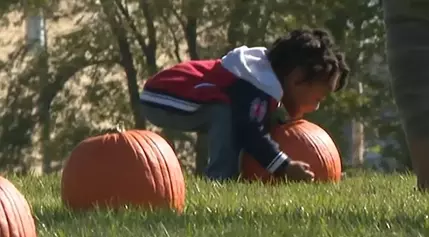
[8,173,429,236]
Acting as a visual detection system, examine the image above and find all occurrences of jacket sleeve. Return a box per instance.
[233,90,291,174]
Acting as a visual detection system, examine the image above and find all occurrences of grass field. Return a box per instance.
[7,171,429,237]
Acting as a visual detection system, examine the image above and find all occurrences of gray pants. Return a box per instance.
[140,103,241,180]
[383,0,429,139]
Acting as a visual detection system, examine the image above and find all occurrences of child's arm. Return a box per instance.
[232,88,291,175]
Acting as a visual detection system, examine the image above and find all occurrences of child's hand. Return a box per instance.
[284,160,315,182]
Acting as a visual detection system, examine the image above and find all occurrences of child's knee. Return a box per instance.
[140,104,165,127]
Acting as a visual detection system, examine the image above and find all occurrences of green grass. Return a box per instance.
[6,171,429,237]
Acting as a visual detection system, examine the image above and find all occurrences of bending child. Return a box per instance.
[140,27,349,182]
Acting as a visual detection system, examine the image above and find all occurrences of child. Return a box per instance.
[139,27,349,182]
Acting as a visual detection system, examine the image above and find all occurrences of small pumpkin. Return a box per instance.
[241,119,342,183]
[61,129,186,213]
[0,176,37,237]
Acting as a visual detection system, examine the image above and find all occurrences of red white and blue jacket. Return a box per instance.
[140,46,290,174]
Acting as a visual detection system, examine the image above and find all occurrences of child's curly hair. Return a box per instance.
[267,27,350,92]
[334,51,350,91]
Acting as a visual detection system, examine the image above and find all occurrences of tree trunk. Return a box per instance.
[116,32,146,129]
[104,0,147,130]
[350,81,365,167]
[183,10,209,175]
[38,52,51,174]
[351,119,365,167]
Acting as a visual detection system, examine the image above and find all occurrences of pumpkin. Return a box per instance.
[241,119,342,183]
[61,129,186,213]
[0,176,37,237]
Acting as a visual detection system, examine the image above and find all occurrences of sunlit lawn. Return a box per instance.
[7,170,429,237]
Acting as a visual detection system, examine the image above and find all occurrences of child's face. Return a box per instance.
[282,68,340,116]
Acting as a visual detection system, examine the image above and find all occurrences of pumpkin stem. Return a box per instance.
[100,122,126,134]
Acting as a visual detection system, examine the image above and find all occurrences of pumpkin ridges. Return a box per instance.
[143,133,173,199]
[138,132,160,195]
[0,177,36,237]
[159,131,185,212]
[296,123,328,180]
[141,131,169,206]
[323,137,340,180]
[61,129,185,212]
[123,131,158,194]
[155,131,184,211]
[140,132,176,209]
[292,122,341,181]
[309,126,330,180]
[11,181,36,236]
[116,131,164,208]
[1,181,23,237]
[144,132,170,200]
[116,133,145,205]
[0,201,7,237]
[316,125,337,180]
[2,182,26,237]
[134,130,185,212]
[144,131,185,212]
[0,190,11,237]
[125,131,162,208]
[309,123,341,181]
[128,130,185,212]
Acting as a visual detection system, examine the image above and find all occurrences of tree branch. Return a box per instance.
[42,59,115,105]
[140,0,157,49]
[114,0,149,55]
[160,14,182,62]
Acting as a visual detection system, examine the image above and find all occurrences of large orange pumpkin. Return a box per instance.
[241,119,342,183]
[0,176,37,237]
[61,130,186,213]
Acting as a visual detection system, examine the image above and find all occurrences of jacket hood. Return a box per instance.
[220,46,283,101]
